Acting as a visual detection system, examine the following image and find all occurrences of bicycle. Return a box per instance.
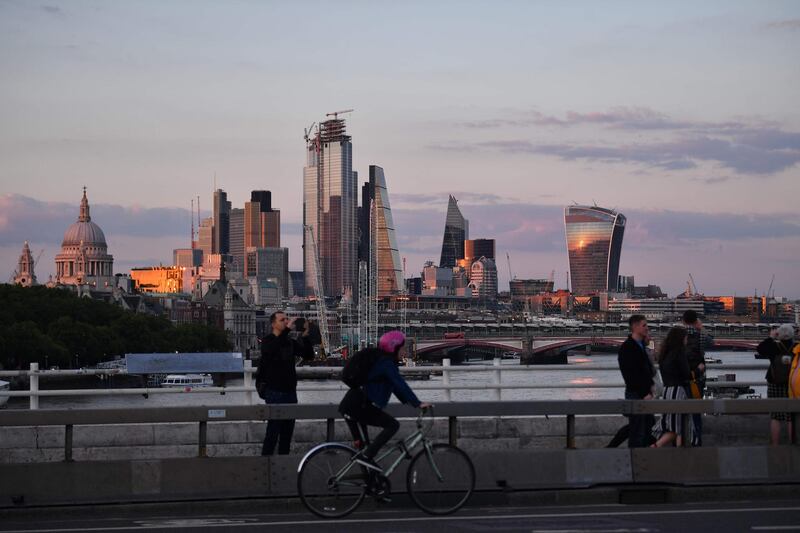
[297,406,475,518]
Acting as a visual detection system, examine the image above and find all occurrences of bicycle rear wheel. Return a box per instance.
[406,443,475,515]
[297,443,367,518]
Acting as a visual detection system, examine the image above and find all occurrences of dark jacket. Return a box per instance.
[618,336,654,399]
[659,347,691,388]
[363,356,421,409]
[685,326,714,375]
[255,330,314,393]
[756,337,796,385]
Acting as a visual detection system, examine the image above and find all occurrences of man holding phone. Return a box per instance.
[256,310,314,455]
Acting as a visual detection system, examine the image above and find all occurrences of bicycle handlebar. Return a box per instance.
[416,404,434,429]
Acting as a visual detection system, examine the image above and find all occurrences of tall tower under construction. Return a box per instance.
[303,114,358,298]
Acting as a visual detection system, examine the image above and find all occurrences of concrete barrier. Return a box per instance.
[3,446,800,508]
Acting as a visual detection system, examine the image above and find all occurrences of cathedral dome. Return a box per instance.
[62,221,107,247]
[61,189,108,247]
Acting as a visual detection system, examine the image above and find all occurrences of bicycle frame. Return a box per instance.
[302,409,437,487]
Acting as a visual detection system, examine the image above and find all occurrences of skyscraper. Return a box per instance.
[198,217,214,257]
[463,238,495,268]
[212,189,230,255]
[439,195,469,268]
[245,190,280,249]
[229,208,244,272]
[564,205,626,296]
[358,165,403,297]
[303,116,358,297]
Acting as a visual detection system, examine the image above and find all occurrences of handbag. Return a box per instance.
[689,371,702,399]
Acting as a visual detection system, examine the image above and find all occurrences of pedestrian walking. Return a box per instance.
[756,324,797,445]
[256,310,314,455]
[682,310,713,446]
[618,314,656,448]
[652,327,692,448]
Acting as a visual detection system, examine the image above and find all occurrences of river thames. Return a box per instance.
[3,351,767,410]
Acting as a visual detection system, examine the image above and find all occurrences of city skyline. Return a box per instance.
[1,1,799,297]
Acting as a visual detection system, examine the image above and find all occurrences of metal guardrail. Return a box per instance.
[1,399,799,461]
[0,360,772,409]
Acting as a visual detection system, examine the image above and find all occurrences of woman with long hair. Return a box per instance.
[653,327,692,448]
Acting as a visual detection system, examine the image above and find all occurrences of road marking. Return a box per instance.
[531,529,655,533]
[3,505,800,532]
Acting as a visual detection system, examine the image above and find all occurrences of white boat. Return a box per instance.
[161,374,213,387]
[0,379,9,407]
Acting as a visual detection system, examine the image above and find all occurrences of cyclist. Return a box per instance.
[338,330,431,474]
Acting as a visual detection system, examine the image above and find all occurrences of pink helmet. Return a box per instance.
[378,330,406,355]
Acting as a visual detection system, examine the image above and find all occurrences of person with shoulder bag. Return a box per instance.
[756,324,796,445]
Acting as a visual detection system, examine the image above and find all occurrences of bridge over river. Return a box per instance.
[415,337,759,363]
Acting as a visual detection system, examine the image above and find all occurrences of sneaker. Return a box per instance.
[355,456,382,472]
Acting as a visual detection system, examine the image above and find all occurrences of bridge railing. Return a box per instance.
[0,359,771,409]
[0,399,798,461]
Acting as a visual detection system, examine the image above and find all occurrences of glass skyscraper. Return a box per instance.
[439,195,468,268]
[361,165,403,297]
[564,205,626,296]
[303,118,358,297]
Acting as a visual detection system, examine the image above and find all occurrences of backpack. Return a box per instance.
[770,341,793,386]
[341,348,383,389]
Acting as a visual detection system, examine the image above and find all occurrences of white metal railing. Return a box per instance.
[0,359,771,410]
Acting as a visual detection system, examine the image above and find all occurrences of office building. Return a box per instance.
[213,189,231,255]
[289,271,305,298]
[173,248,203,269]
[229,208,245,272]
[439,195,468,268]
[462,238,495,268]
[564,205,625,295]
[303,116,358,297]
[469,257,498,299]
[245,247,289,297]
[198,217,214,257]
[606,297,704,321]
[130,266,185,294]
[358,165,403,297]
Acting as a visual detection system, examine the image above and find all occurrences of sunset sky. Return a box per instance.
[1,1,799,297]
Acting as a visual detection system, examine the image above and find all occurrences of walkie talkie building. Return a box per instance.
[564,205,626,296]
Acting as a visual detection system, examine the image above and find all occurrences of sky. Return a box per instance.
[1,0,799,297]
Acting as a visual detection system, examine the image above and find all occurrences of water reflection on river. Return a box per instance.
[5,351,765,409]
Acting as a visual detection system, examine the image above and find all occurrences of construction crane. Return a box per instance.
[34,249,44,268]
[506,252,514,282]
[326,109,353,120]
[304,224,330,358]
[688,273,699,296]
[767,274,775,299]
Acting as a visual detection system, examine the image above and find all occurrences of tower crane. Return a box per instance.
[506,252,514,282]
[767,274,775,299]
[326,109,354,119]
[304,224,330,358]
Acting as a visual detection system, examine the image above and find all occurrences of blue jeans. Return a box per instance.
[625,390,655,448]
[262,389,298,456]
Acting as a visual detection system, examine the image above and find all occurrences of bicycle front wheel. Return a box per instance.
[407,443,475,515]
[297,443,367,519]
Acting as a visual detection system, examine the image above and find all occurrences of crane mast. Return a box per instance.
[304,224,330,357]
